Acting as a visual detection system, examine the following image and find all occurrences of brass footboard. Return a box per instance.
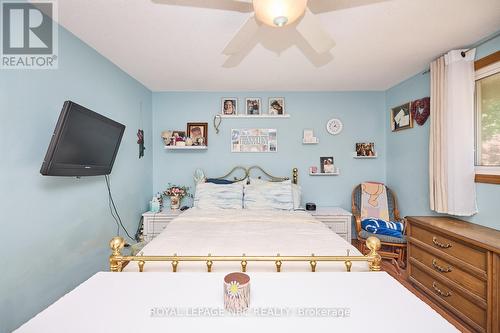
[109,236,382,273]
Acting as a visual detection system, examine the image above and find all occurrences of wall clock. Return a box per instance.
[326,118,343,135]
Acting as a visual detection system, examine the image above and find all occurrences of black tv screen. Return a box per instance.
[40,101,126,176]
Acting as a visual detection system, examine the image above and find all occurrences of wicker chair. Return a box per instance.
[351,184,407,268]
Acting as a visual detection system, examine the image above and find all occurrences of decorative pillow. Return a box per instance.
[206,178,234,185]
[361,218,405,238]
[194,183,243,209]
[248,177,301,209]
[244,182,293,210]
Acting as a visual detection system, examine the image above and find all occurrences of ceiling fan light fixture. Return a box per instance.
[273,16,288,27]
[253,0,307,27]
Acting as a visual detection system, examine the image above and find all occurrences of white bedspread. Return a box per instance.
[15,272,458,333]
[124,208,367,272]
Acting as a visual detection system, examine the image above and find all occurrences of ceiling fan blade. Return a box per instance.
[308,0,389,14]
[296,9,335,54]
[152,0,253,13]
[222,16,260,55]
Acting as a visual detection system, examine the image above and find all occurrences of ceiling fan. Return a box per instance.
[153,0,387,62]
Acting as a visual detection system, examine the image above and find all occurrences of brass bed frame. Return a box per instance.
[211,165,298,184]
[109,167,382,273]
[109,236,382,272]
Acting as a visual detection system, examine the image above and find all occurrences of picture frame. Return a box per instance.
[268,97,285,115]
[320,156,334,173]
[356,143,375,156]
[231,128,277,153]
[186,122,208,146]
[245,98,261,115]
[391,102,413,131]
[221,98,238,115]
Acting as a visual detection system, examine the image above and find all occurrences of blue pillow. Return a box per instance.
[206,178,234,185]
[361,218,404,238]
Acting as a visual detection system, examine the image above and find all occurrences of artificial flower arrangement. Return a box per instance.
[163,183,193,209]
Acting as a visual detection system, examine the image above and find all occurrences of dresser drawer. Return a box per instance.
[144,222,169,236]
[323,221,348,234]
[409,244,486,299]
[314,216,349,223]
[410,224,487,271]
[410,265,487,332]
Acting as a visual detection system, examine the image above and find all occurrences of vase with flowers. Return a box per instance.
[163,184,192,210]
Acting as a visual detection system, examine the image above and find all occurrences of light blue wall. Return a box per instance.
[0,26,153,332]
[385,33,500,230]
[153,92,387,210]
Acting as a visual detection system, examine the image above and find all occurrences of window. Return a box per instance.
[475,60,500,178]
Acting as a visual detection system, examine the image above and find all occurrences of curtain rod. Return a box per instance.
[421,31,500,75]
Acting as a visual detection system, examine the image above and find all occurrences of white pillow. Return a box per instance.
[249,177,301,210]
[244,182,294,210]
[194,183,243,209]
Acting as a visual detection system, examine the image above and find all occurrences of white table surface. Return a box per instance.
[16,272,457,333]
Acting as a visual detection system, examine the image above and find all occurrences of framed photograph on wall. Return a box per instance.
[268,97,285,115]
[391,102,413,131]
[355,143,375,157]
[231,128,277,152]
[245,98,261,115]
[187,122,208,146]
[221,98,237,115]
[320,156,334,173]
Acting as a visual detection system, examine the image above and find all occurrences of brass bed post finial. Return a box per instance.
[275,253,282,272]
[138,252,145,272]
[292,168,298,185]
[310,253,317,272]
[206,253,213,272]
[241,253,247,272]
[172,253,179,272]
[366,237,382,271]
[109,236,125,272]
[344,249,352,272]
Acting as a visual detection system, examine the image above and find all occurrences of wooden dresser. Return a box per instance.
[407,216,500,333]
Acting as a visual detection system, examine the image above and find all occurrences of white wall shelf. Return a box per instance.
[352,152,377,159]
[219,114,290,119]
[309,170,340,176]
[164,145,207,150]
[302,139,319,144]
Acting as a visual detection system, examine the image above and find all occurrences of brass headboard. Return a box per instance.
[211,166,298,184]
[212,166,248,182]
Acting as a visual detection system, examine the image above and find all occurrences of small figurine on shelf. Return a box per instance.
[163,184,192,210]
[161,131,172,146]
[193,137,205,146]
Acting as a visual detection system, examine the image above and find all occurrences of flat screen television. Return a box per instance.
[40,101,126,176]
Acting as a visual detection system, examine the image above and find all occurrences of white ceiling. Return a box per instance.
[55,0,500,91]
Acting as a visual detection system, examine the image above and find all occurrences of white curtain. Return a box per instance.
[429,49,478,216]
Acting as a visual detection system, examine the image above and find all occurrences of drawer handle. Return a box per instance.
[432,237,452,249]
[431,259,452,273]
[432,281,452,297]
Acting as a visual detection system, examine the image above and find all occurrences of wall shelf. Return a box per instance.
[309,170,340,176]
[352,152,377,159]
[219,114,290,119]
[302,139,319,144]
[164,145,207,150]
